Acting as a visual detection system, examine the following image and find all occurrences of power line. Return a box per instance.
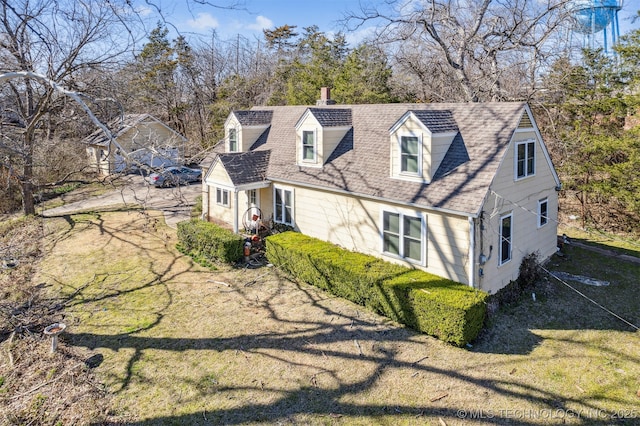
[489,189,640,250]
[542,265,639,331]
[486,190,639,331]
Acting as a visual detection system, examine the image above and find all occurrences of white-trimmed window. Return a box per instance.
[400,134,421,175]
[274,187,293,225]
[229,128,238,152]
[499,213,513,265]
[538,198,548,227]
[382,211,424,264]
[302,130,316,162]
[515,140,535,179]
[248,189,257,206]
[216,187,230,207]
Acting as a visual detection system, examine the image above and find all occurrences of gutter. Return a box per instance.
[269,177,479,219]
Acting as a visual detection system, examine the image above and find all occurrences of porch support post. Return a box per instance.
[233,190,239,233]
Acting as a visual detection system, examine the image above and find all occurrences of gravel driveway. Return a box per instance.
[41,175,201,228]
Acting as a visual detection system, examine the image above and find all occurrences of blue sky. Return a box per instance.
[137,0,639,45]
[139,0,374,44]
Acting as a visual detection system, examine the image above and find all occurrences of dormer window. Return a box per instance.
[400,135,421,174]
[302,130,316,161]
[295,108,352,168]
[390,110,459,183]
[229,128,238,152]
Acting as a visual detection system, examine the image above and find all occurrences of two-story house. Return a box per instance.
[202,95,560,294]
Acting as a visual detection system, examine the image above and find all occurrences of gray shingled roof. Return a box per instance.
[307,108,352,127]
[233,110,273,126]
[411,110,459,133]
[214,102,527,216]
[217,150,270,186]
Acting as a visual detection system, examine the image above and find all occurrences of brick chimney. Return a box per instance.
[316,87,336,106]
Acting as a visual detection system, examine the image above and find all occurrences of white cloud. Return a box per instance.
[247,15,274,32]
[186,12,219,30]
[136,6,153,17]
[345,26,377,46]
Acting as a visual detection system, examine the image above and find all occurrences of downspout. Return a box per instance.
[468,217,476,289]
[201,185,210,221]
[233,190,239,233]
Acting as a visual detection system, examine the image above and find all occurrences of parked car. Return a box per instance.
[146,166,202,187]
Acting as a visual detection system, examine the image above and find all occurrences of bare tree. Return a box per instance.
[347,0,573,102]
[0,0,142,215]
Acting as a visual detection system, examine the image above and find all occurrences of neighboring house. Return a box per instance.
[83,114,186,175]
[202,94,560,294]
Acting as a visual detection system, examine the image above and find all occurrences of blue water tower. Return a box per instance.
[571,0,623,54]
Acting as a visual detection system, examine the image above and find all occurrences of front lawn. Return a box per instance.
[2,211,638,425]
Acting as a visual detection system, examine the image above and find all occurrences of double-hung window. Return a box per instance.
[499,213,513,265]
[400,135,420,174]
[248,189,257,206]
[274,187,293,225]
[538,198,548,227]
[516,140,535,179]
[229,128,238,152]
[382,211,424,263]
[216,187,229,207]
[302,130,316,162]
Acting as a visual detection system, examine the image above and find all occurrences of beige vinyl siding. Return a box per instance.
[390,116,456,183]
[425,214,470,282]
[208,188,234,225]
[322,127,350,163]
[430,133,456,179]
[296,114,321,167]
[391,118,427,180]
[205,162,235,225]
[260,187,274,224]
[290,185,470,284]
[205,162,233,186]
[239,126,268,152]
[477,130,559,294]
[86,146,110,175]
[118,122,180,152]
[225,116,240,152]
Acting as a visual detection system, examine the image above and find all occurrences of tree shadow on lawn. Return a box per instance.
[473,245,640,355]
[66,271,636,426]
[46,210,637,425]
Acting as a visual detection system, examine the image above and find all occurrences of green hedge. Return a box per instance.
[177,219,243,264]
[266,232,487,346]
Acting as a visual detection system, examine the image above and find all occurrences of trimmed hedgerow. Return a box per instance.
[177,219,243,264]
[265,231,487,346]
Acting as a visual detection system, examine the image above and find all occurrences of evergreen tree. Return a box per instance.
[333,43,395,104]
[541,46,640,233]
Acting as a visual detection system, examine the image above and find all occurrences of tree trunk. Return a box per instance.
[21,180,35,216]
[21,131,36,216]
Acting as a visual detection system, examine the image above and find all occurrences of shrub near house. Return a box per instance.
[177,220,243,264]
[266,232,488,346]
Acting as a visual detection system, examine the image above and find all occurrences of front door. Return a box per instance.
[245,189,261,232]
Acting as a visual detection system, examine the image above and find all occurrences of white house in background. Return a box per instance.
[201,93,560,294]
[83,114,186,175]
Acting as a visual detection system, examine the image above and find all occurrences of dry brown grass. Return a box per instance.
[2,210,639,425]
[0,216,110,425]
